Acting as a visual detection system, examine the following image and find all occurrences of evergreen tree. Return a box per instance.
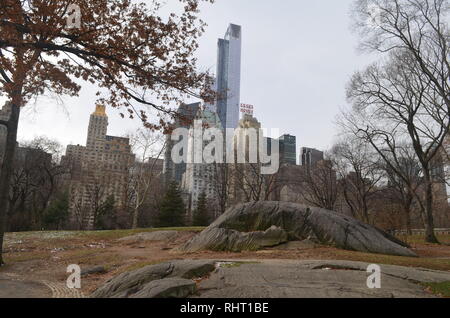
[158,182,186,227]
[95,195,116,230]
[43,192,69,230]
[193,192,210,226]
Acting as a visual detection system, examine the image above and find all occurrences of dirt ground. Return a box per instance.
[1,228,449,297]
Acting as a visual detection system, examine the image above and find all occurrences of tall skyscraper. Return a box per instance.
[216,24,242,130]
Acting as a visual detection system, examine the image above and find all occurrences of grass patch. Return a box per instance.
[5,227,205,242]
[4,251,50,263]
[69,227,205,240]
[398,234,450,245]
[423,282,450,298]
[61,249,124,266]
[63,249,101,260]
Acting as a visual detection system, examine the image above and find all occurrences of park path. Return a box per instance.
[0,273,85,298]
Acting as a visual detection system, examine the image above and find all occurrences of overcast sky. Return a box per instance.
[13,0,378,156]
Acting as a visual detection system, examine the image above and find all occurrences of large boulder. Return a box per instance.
[179,202,417,257]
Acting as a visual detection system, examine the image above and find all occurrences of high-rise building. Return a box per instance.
[279,134,297,166]
[163,102,201,184]
[216,24,242,130]
[61,105,135,229]
[182,108,223,213]
[300,147,324,167]
[229,114,265,202]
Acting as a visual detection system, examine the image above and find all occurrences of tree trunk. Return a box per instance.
[0,103,21,266]
[362,196,370,225]
[423,174,439,244]
[405,209,412,236]
[404,207,412,236]
[132,202,139,229]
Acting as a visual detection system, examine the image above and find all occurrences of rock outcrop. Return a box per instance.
[91,260,216,298]
[130,278,197,298]
[179,202,416,257]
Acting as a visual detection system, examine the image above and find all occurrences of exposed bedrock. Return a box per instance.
[91,260,216,298]
[179,201,417,257]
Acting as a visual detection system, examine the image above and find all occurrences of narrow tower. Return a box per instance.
[216,24,242,130]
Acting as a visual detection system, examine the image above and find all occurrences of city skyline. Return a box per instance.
[6,0,378,154]
[0,0,449,300]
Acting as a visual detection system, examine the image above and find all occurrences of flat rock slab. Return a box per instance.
[91,259,450,298]
[119,231,180,242]
[92,260,216,298]
[180,202,416,257]
[195,260,450,298]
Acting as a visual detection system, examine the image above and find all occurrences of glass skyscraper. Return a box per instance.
[279,134,297,166]
[216,24,242,130]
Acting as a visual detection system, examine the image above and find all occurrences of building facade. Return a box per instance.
[229,114,267,202]
[279,134,297,166]
[61,105,135,229]
[300,147,324,167]
[163,102,201,184]
[182,108,223,214]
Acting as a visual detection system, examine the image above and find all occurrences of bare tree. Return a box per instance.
[7,137,65,231]
[71,175,115,230]
[85,180,107,230]
[128,129,165,229]
[0,0,213,265]
[344,50,448,242]
[211,162,232,215]
[378,144,425,234]
[332,138,382,224]
[232,163,279,203]
[352,0,449,107]
[72,195,89,231]
[298,159,338,211]
[349,0,449,242]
